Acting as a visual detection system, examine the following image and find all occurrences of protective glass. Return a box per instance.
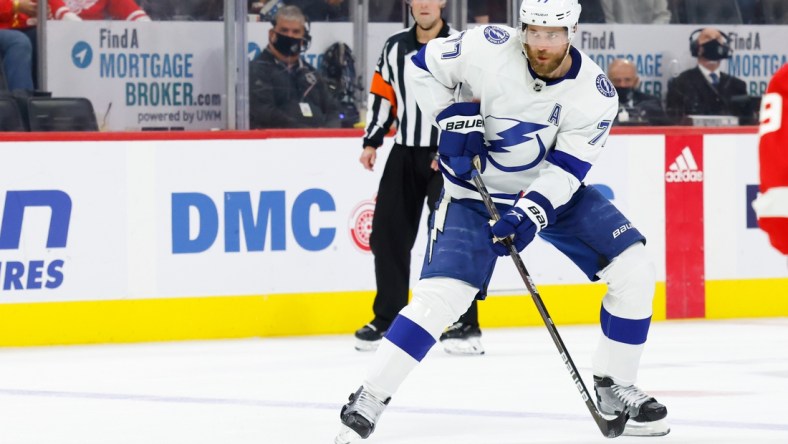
[521,27,570,47]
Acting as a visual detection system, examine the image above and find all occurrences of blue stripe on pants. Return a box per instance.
[600,306,651,345]
[385,315,437,361]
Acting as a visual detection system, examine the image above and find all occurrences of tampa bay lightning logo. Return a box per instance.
[485,117,548,172]
[596,74,616,98]
[484,26,510,45]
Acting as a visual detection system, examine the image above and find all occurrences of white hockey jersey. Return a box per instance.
[406,25,618,208]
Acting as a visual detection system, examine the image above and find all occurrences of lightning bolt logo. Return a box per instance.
[486,117,549,172]
[428,197,450,263]
[488,119,548,153]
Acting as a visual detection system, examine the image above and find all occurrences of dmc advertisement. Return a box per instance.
[153,137,388,298]
[1,134,784,305]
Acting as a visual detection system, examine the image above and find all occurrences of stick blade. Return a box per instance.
[596,410,629,438]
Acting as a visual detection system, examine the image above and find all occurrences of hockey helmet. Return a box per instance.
[519,0,582,44]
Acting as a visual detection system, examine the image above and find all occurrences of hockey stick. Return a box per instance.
[470,156,629,438]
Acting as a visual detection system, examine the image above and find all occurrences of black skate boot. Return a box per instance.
[594,376,670,436]
[335,386,391,443]
[439,321,485,355]
[353,321,387,352]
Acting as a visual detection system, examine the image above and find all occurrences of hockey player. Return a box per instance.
[753,63,788,255]
[334,0,669,442]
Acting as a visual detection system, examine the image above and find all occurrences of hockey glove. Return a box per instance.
[489,191,555,256]
[436,102,486,180]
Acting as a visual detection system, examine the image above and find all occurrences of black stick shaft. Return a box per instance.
[470,157,628,438]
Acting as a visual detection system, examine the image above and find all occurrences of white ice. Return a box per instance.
[1,318,787,443]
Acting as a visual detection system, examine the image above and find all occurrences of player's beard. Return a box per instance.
[525,44,568,78]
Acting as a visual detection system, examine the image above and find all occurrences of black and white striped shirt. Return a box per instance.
[363,22,456,149]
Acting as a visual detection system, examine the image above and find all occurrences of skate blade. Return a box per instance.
[623,418,670,436]
[334,425,363,444]
[440,337,485,355]
[354,339,380,352]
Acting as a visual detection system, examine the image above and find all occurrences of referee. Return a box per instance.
[354,0,483,355]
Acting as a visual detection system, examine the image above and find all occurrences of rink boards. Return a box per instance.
[0,129,785,346]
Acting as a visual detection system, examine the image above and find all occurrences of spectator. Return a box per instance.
[0,0,58,90]
[666,27,752,124]
[52,0,151,21]
[290,0,348,22]
[0,29,33,91]
[0,0,36,91]
[601,0,671,23]
[607,58,668,125]
[248,5,339,128]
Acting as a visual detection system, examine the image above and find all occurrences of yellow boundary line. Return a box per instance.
[0,279,784,347]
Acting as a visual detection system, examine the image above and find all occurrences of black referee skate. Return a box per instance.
[353,321,387,352]
[335,386,391,443]
[439,321,485,355]
[594,376,670,436]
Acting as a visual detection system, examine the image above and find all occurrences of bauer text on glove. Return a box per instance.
[489,191,555,256]
[436,102,486,180]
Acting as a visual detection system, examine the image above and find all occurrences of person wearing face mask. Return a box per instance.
[607,58,668,125]
[249,5,340,128]
[666,27,752,125]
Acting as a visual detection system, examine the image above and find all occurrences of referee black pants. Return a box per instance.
[369,143,479,330]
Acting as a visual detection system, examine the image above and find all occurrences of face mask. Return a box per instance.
[700,40,730,61]
[273,32,303,56]
[615,87,633,103]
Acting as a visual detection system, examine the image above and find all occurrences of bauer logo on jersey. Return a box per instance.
[483,26,510,45]
[595,74,616,98]
[665,146,703,182]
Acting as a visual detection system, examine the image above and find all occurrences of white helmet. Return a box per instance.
[519,0,582,43]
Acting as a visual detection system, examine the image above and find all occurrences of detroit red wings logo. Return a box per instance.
[64,0,99,13]
[349,198,376,253]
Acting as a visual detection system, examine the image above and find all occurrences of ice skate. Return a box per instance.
[439,321,485,355]
[335,386,390,443]
[594,376,670,436]
[354,323,386,352]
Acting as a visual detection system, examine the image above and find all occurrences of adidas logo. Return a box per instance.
[665,147,703,183]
